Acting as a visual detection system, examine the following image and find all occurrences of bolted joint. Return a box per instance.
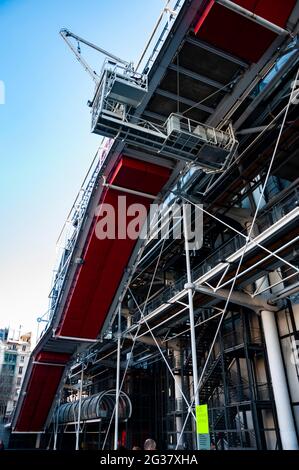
[184,282,195,290]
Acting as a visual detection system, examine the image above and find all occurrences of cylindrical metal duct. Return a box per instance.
[56,390,132,424]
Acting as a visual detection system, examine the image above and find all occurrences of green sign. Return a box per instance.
[196,404,209,434]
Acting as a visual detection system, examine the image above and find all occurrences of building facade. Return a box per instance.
[0,329,31,422]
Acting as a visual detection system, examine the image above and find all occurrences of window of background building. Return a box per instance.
[20,355,25,362]
[17,377,21,386]
[18,366,23,374]
[3,364,15,373]
[22,345,26,352]
[2,364,15,374]
[4,353,17,363]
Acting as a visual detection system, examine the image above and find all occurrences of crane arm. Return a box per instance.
[60,29,100,83]
[60,29,130,69]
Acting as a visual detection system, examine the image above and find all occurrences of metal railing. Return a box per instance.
[222,327,262,350]
[38,139,114,337]
[137,0,185,74]
[209,408,257,449]
[210,429,257,449]
[256,382,271,401]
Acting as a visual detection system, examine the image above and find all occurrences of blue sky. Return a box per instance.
[0,0,164,342]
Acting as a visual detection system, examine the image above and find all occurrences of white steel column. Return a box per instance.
[53,409,58,450]
[114,304,122,450]
[75,365,84,450]
[183,203,200,450]
[35,433,41,449]
[173,349,183,448]
[261,309,298,450]
[53,428,58,451]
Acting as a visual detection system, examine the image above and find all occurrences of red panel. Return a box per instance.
[15,353,69,432]
[236,0,296,27]
[194,0,296,63]
[56,156,170,339]
[16,157,170,432]
[36,351,70,364]
[207,0,297,27]
[109,156,171,195]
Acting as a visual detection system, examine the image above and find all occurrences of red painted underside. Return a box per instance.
[14,156,170,432]
[195,0,296,63]
[57,156,170,339]
[15,352,70,432]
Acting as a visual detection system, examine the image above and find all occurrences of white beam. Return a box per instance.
[194,285,277,312]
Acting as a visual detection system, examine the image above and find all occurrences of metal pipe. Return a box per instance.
[114,304,122,450]
[131,332,182,351]
[270,281,299,301]
[256,271,299,297]
[53,333,98,342]
[60,30,99,83]
[60,29,130,67]
[135,4,167,71]
[35,433,41,449]
[163,310,223,343]
[194,285,278,312]
[173,349,184,448]
[75,365,84,450]
[237,124,276,135]
[53,414,58,451]
[102,180,158,200]
[261,310,299,449]
[32,361,65,367]
[215,0,290,36]
[183,203,200,450]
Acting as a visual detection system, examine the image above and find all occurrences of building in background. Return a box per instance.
[0,328,32,423]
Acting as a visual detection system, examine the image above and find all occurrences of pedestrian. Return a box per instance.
[210,440,216,450]
[144,438,156,451]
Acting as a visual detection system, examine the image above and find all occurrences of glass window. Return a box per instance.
[2,364,15,373]
[18,366,23,374]
[4,352,16,363]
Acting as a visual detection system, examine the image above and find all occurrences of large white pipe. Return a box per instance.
[261,310,298,450]
[173,350,184,448]
[114,305,122,451]
[75,366,84,450]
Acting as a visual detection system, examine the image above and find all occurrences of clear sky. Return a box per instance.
[0,0,164,344]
